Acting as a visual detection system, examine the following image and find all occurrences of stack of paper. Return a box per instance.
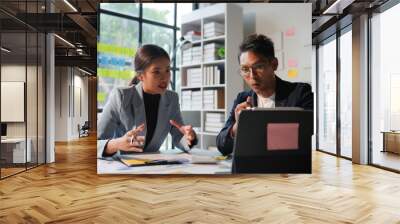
[203,43,223,62]
[181,90,202,110]
[182,46,202,65]
[203,89,224,110]
[204,112,225,133]
[184,30,201,42]
[181,90,192,110]
[187,68,202,87]
[204,22,224,38]
[192,91,202,110]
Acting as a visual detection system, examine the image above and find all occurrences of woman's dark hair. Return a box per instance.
[129,44,170,85]
[238,34,275,62]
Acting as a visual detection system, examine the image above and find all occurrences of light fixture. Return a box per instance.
[179,36,193,50]
[63,0,78,12]
[78,67,92,76]
[1,47,11,53]
[54,34,75,48]
[170,36,192,64]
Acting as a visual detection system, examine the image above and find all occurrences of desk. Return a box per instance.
[1,138,31,163]
[382,131,400,154]
[97,149,232,174]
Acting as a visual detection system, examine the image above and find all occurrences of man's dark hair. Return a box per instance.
[238,34,275,62]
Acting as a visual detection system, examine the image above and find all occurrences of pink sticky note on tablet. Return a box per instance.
[266,123,299,150]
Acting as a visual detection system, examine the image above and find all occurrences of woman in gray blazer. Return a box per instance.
[98,44,197,158]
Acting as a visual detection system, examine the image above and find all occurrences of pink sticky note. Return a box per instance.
[266,123,299,150]
[287,59,298,67]
[285,27,296,37]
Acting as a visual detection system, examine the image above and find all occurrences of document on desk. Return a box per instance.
[120,153,191,161]
[119,154,221,165]
[119,154,190,167]
[97,149,232,174]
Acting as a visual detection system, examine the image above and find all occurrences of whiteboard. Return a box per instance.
[1,82,25,122]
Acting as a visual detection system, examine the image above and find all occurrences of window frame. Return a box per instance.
[315,24,353,161]
[98,3,187,112]
[368,0,400,173]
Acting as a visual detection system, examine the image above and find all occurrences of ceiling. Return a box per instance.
[0,0,392,74]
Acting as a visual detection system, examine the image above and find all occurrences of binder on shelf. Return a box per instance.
[203,65,224,86]
[203,89,224,109]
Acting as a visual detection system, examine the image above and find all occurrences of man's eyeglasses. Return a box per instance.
[239,62,268,78]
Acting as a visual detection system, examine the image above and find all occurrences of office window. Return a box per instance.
[143,3,175,26]
[339,29,352,158]
[98,4,192,111]
[318,37,337,154]
[98,4,193,150]
[371,3,400,171]
[97,13,139,109]
[142,23,174,55]
[174,3,193,97]
[100,3,139,17]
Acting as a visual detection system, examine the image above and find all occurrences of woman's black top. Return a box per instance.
[143,90,197,149]
[143,91,161,148]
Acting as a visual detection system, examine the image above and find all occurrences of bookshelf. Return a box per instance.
[179,4,243,151]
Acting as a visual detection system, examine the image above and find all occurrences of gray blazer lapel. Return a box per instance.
[132,82,147,131]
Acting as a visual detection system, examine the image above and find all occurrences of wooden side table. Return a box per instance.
[381,131,400,154]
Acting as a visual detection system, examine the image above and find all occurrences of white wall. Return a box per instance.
[1,65,34,137]
[55,66,68,141]
[1,63,46,163]
[235,3,312,84]
[54,67,89,141]
[73,72,89,138]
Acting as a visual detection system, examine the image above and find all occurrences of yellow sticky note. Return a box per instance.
[215,156,228,161]
[288,69,298,78]
[120,158,149,166]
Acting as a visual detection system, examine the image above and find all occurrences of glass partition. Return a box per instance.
[1,30,28,177]
[0,1,46,179]
[317,36,337,155]
[371,3,400,171]
[339,29,352,158]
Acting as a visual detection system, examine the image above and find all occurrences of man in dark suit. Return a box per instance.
[216,34,313,155]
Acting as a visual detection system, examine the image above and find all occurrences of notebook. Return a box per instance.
[119,157,189,167]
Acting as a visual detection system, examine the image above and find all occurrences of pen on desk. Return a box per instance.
[179,147,190,154]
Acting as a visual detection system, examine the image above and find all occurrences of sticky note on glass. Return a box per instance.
[266,123,299,150]
[285,27,296,37]
[287,59,298,67]
[288,69,298,78]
